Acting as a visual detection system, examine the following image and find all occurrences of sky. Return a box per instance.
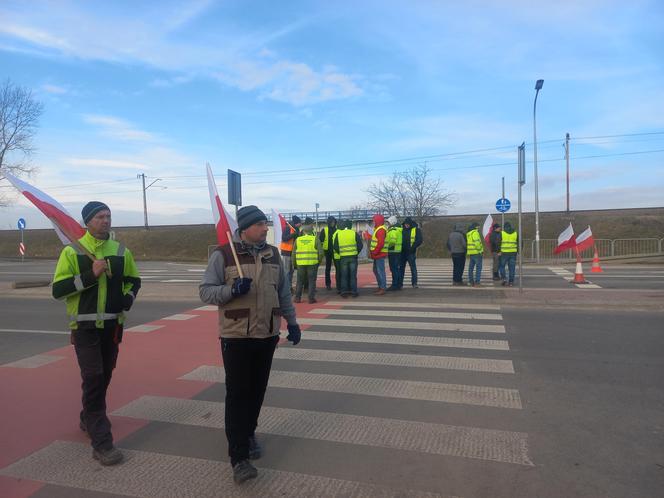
[1,0,663,229]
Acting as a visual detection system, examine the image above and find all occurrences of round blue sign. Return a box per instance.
[495,198,511,213]
[17,218,26,230]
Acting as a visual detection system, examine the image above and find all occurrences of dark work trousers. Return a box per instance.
[400,252,418,286]
[221,335,278,466]
[324,253,340,290]
[388,253,404,289]
[339,256,358,296]
[296,264,319,301]
[73,324,119,451]
[451,253,466,283]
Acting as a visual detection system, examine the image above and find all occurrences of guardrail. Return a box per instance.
[523,238,664,261]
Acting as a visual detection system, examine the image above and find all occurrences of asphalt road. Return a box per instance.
[1,259,663,497]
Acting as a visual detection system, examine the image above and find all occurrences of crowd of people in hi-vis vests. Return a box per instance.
[278,213,423,301]
[279,214,519,299]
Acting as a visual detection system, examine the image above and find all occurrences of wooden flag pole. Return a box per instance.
[226,230,244,278]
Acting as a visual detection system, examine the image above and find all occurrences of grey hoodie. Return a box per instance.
[446,223,467,254]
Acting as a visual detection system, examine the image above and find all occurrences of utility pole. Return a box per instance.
[565,132,570,213]
[138,173,162,230]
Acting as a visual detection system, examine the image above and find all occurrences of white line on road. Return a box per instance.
[113,396,532,465]
[274,347,514,373]
[299,317,506,333]
[325,301,501,310]
[310,308,503,321]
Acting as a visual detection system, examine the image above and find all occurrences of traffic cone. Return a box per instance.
[571,250,588,284]
[591,247,603,273]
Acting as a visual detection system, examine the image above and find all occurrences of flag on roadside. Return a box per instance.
[554,223,576,254]
[206,163,238,246]
[482,214,494,243]
[575,226,594,252]
[1,170,85,245]
[271,209,287,246]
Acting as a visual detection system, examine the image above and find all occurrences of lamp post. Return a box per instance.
[533,79,544,263]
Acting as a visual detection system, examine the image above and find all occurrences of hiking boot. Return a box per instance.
[93,446,123,466]
[474,282,482,287]
[294,297,302,303]
[79,419,91,439]
[308,298,317,304]
[412,284,419,289]
[508,282,514,287]
[341,293,349,299]
[501,280,507,286]
[232,460,258,484]
[248,435,262,460]
[374,289,386,295]
[351,293,359,298]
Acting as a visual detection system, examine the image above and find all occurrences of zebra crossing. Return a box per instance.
[0,299,532,497]
[367,261,505,290]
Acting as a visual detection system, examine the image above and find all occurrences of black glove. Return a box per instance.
[122,293,134,311]
[231,277,253,297]
[286,324,301,345]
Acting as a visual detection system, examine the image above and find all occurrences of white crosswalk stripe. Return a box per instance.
[310,308,503,320]
[299,317,506,333]
[325,300,501,310]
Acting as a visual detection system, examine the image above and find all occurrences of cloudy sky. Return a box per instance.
[1,0,663,229]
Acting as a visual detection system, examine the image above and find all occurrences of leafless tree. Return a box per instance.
[366,163,456,222]
[0,79,44,206]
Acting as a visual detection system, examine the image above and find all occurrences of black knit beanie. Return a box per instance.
[237,205,267,231]
[291,215,302,225]
[82,201,110,224]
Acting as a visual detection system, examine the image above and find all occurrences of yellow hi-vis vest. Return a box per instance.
[295,234,318,266]
[387,227,403,253]
[501,231,518,253]
[322,226,334,251]
[336,229,358,258]
[466,229,484,255]
[370,225,388,254]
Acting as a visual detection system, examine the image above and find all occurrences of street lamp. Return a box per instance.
[533,79,544,263]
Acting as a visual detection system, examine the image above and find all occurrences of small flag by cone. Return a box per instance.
[591,247,603,273]
[571,248,588,284]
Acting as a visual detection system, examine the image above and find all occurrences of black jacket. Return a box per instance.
[489,230,502,253]
[402,219,423,254]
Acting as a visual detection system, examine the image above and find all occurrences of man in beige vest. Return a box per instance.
[199,205,301,484]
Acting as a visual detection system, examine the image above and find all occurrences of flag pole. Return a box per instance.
[226,230,244,279]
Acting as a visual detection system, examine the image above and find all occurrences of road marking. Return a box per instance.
[575,283,602,289]
[1,354,65,369]
[298,317,505,334]
[273,347,514,373]
[310,308,503,321]
[0,440,449,498]
[194,305,217,311]
[0,328,69,335]
[181,366,522,409]
[325,301,501,310]
[161,313,198,321]
[160,279,200,283]
[113,396,532,465]
[300,330,509,350]
[125,324,164,333]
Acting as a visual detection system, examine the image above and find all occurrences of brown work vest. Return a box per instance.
[216,242,282,339]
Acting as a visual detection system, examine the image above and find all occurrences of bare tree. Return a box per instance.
[0,79,44,206]
[366,163,456,222]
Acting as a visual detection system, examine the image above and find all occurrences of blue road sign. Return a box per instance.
[496,198,511,213]
[17,218,26,230]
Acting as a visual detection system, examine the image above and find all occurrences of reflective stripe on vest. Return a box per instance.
[388,227,403,253]
[295,234,318,265]
[370,225,388,253]
[466,229,483,255]
[279,226,295,252]
[501,231,518,253]
[72,312,120,322]
[337,229,358,257]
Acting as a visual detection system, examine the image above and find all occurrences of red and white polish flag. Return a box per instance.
[2,170,85,245]
[206,163,238,246]
[482,214,494,244]
[575,226,594,252]
[271,209,287,246]
[554,223,576,254]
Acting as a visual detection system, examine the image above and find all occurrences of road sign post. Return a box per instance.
[517,143,526,293]
[17,218,26,263]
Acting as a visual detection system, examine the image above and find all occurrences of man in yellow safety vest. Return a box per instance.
[292,217,322,303]
[499,221,518,287]
[332,219,363,297]
[466,222,484,287]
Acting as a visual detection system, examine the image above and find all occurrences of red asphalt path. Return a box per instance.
[0,266,379,497]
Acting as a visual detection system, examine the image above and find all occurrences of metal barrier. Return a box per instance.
[524,238,664,261]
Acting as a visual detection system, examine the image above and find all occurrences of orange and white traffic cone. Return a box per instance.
[571,249,588,284]
[591,247,603,273]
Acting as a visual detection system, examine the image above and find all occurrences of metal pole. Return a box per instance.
[21,229,24,264]
[533,79,543,263]
[501,176,505,226]
[518,143,525,293]
[139,173,148,230]
[565,132,570,213]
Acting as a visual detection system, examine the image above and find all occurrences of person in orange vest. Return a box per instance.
[369,214,388,295]
[279,215,301,290]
